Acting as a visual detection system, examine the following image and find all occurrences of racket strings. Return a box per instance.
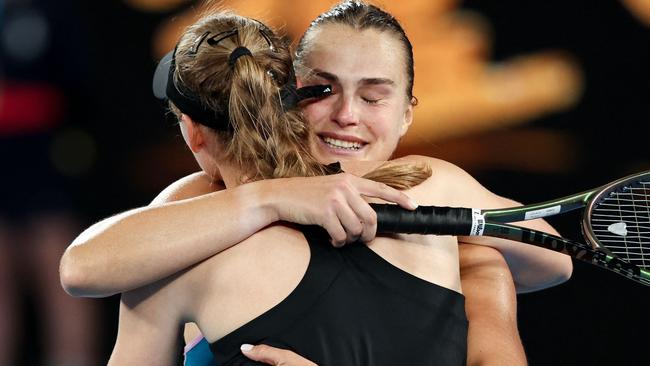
[590,180,650,269]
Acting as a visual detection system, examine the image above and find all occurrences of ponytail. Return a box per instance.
[226,27,331,182]
[170,12,431,189]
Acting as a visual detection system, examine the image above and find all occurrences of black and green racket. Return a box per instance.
[371,170,650,286]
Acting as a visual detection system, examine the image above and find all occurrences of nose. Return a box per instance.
[331,95,359,127]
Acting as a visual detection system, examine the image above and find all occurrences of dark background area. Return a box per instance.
[464,1,649,365]
[2,0,648,364]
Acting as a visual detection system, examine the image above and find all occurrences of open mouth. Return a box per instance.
[319,135,366,151]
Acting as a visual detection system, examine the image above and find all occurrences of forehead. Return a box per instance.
[301,24,407,87]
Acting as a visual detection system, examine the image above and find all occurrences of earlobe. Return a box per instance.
[400,104,414,137]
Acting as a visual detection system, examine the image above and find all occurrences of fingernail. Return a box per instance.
[409,199,418,209]
[241,344,254,352]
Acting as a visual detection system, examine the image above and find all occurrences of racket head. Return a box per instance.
[583,170,650,272]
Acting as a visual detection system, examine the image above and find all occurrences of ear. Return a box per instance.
[399,101,414,137]
[179,114,206,153]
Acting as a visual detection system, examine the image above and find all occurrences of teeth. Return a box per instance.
[322,136,363,150]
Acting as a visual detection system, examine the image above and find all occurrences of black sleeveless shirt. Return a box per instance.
[210,227,468,365]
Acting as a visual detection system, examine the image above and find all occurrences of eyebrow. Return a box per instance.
[313,70,339,83]
[313,69,395,87]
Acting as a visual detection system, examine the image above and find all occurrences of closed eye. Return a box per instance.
[362,97,381,105]
[361,97,381,105]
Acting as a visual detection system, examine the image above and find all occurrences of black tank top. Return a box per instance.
[210,227,468,366]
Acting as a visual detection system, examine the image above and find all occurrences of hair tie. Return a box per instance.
[229,46,252,66]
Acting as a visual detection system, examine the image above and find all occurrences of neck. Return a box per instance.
[194,144,244,189]
[214,160,245,189]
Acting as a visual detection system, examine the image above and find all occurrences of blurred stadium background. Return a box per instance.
[1,0,648,364]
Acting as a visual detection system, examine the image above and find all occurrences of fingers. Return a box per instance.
[320,175,363,246]
[240,343,318,366]
[240,344,282,365]
[323,174,417,245]
[322,219,347,247]
[275,174,418,247]
[352,175,418,210]
[343,189,377,243]
[333,197,365,244]
[324,180,375,245]
[345,175,417,242]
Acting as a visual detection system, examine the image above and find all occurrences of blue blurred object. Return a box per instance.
[185,337,218,366]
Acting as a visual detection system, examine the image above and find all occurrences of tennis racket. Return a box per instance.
[371,170,650,286]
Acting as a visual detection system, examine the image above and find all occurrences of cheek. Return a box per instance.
[302,99,333,126]
[368,110,403,141]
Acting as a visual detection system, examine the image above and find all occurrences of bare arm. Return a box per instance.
[460,244,527,366]
[60,173,273,297]
[60,172,417,297]
[459,195,571,293]
[402,155,572,292]
[455,169,572,292]
[108,272,191,366]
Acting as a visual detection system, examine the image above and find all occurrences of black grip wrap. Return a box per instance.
[371,204,475,235]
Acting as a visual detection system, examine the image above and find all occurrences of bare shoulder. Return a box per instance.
[394,155,517,208]
[340,155,459,178]
[391,155,473,203]
[150,172,225,205]
[394,154,471,180]
[335,156,513,208]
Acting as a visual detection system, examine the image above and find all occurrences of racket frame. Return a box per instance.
[372,170,650,286]
[476,171,650,286]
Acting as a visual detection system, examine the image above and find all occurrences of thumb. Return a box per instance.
[240,343,285,365]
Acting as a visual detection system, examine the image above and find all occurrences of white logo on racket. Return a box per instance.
[471,209,485,236]
[607,222,628,236]
[524,205,561,220]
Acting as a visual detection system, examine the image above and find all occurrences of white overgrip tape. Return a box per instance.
[470,209,485,236]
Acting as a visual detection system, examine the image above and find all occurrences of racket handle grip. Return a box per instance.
[371,204,474,235]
